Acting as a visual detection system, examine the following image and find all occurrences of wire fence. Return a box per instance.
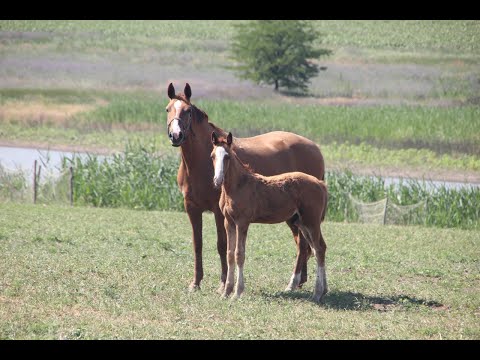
[346,192,427,226]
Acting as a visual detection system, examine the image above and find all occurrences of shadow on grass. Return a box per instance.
[260,289,445,311]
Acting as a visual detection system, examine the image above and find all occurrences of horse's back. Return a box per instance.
[235,131,324,180]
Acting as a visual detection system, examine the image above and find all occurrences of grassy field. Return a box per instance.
[0,203,478,339]
[1,20,479,341]
[1,20,479,54]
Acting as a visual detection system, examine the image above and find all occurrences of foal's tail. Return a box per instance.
[319,180,328,223]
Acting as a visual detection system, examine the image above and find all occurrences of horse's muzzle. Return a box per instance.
[169,131,185,147]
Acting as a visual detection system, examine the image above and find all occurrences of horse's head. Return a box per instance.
[210,131,233,188]
[166,83,194,147]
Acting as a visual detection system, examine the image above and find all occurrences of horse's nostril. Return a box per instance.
[178,131,183,140]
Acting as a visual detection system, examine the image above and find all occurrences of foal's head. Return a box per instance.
[165,83,194,147]
[210,131,233,188]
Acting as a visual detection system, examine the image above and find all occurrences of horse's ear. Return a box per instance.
[168,83,175,99]
[227,132,233,145]
[211,131,219,145]
[184,83,192,101]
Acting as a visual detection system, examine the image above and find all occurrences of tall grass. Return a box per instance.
[61,145,480,229]
[71,93,480,155]
[326,171,480,229]
[68,142,183,211]
[0,164,27,202]
[195,100,480,154]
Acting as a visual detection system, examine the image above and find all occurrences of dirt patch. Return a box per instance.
[0,101,94,125]
[0,140,116,156]
[372,303,398,312]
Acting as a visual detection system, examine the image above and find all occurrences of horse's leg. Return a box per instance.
[234,223,249,299]
[223,216,236,298]
[319,228,328,296]
[309,226,327,303]
[285,220,310,291]
[298,233,312,287]
[285,221,301,290]
[185,203,203,291]
[213,208,228,294]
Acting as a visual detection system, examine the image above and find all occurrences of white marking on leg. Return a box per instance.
[224,261,235,297]
[286,273,301,291]
[213,146,228,187]
[235,264,244,297]
[313,265,325,302]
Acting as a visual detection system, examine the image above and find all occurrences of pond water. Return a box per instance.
[0,146,91,176]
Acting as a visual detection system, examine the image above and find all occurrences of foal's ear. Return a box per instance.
[184,83,192,101]
[211,131,219,145]
[168,83,175,99]
[227,132,233,145]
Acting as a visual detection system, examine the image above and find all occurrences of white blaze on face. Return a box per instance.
[170,100,183,139]
[213,146,228,187]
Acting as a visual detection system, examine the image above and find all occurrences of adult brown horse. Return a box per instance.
[165,83,325,292]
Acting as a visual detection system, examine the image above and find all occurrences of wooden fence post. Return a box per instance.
[383,197,389,225]
[33,160,37,204]
[69,166,74,206]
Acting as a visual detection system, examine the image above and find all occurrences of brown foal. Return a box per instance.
[211,132,328,302]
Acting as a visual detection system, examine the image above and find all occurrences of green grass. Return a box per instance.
[194,100,480,154]
[324,142,480,171]
[0,203,478,339]
[2,20,479,55]
[3,89,478,155]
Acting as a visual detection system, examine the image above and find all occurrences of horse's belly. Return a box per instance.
[252,204,297,224]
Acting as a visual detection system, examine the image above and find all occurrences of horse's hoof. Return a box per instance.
[217,282,226,294]
[310,293,324,303]
[188,283,201,292]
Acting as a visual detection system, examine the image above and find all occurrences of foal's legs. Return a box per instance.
[298,218,327,302]
[234,223,249,298]
[285,221,310,291]
[223,216,236,298]
[310,227,328,303]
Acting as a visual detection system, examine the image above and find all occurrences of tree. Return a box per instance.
[230,20,331,93]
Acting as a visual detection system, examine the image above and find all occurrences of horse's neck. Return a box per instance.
[223,152,255,193]
[179,107,221,173]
